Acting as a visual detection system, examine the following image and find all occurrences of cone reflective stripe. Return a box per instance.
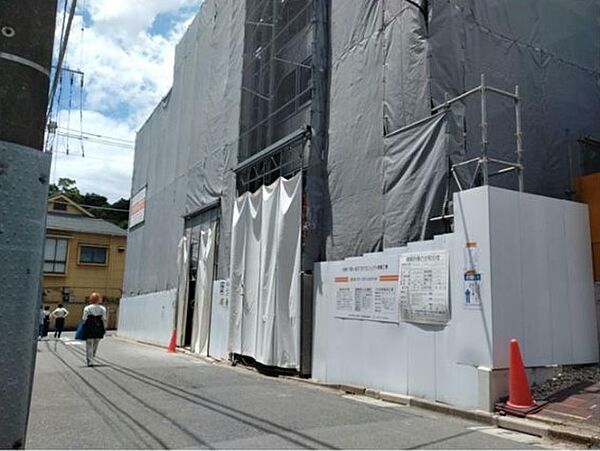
[495,338,546,416]
[506,339,534,408]
[167,328,177,353]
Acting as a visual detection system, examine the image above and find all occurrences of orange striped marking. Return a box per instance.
[334,276,349,283]
[379,274,399,282]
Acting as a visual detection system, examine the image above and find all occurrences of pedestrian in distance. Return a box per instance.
[82,292,107,367]
[51,303,70,338]
[41,306,51,339]
[38,306,45,339]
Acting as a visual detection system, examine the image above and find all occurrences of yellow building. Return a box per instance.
[42,194,127,330]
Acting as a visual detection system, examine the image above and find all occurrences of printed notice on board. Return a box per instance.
[333,257,399,323]
[214,279,230,307]
[399,251,449,325]
[463,242,482,307]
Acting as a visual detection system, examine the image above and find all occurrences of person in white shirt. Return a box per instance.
[38,307,45,339]
[40,306,51,339]
[82,292,108,367]
[51,304,69,338]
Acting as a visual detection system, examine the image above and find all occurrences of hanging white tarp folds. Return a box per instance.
[229,174,302,369]
[175,234,189,346]
[191,223,216,355]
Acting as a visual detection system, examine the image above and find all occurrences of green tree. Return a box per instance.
[55,177,83,204]
[48,179,129,229]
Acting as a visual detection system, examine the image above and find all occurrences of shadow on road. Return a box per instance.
[56,340,338,449]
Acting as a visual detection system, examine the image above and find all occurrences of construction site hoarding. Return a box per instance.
[120,0,600,375]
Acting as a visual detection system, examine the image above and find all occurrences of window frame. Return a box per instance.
[78,244,109,266]
[44,237,69,275]
[52,201,67,211]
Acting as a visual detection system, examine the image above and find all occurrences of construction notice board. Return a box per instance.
[333,256,399,323]
[399,251,449,324]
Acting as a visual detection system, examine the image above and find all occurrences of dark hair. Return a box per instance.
[44,306,50,310]
[58,304,63,308]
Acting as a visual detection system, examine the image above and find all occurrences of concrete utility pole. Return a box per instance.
[0,1,58,448]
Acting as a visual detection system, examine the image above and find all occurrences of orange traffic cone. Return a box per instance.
[496,339,546,416]
[167,328,177,353]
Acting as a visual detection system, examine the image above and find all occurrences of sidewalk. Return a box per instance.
[531,380,600,444]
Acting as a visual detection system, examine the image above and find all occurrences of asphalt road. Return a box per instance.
[26,334,564,449]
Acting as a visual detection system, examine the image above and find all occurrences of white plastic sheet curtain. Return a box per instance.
[191,223,216,355]
[229,174,302,369]
[175,234,190,346]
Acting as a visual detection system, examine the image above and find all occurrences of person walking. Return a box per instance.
[38,306,45,339]
[51,304,69,338]
[82,292,107,367]
[41,306,51,339]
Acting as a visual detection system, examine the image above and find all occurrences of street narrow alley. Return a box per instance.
[27,335,559,449]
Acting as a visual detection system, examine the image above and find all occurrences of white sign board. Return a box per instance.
[399,251,449,325]
[463,242,482,307]
[333,257,399,323]
[209,279,230,360]
[129,186,147,229]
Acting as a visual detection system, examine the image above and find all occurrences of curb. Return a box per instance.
[548,426,600,447]
[331,383,599,446]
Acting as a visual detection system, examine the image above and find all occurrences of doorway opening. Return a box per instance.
[177,206,220,354]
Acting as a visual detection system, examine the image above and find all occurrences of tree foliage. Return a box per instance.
[49,178,130,229]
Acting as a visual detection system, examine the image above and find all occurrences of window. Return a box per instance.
[53,201,67,211]
[44,238,68,274]
[79,245,108,265]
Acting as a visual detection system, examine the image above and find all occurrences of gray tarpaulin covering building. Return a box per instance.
[120,0,600,373]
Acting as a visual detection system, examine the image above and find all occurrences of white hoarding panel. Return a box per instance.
[129,186,147,229]
[333,256,399,323]
[399,251,449,324]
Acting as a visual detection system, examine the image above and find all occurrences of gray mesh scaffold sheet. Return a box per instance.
[124,0,244,296]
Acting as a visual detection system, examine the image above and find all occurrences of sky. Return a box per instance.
[48,0,202,202]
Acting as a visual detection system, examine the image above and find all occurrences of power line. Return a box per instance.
[51,149,132,163]
[57,127,134,144]
[55,131,134,149]
[47,0,78,124]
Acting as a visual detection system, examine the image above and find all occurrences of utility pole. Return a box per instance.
[0,1,58,448]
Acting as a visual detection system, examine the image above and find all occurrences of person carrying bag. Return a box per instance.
[81,292,108,367]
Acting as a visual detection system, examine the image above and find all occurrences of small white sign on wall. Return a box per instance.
[129,186,147,229]
[399,251,449,325]
[463,242,482,307]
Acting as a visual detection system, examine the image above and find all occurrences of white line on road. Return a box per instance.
[342,394,407,409]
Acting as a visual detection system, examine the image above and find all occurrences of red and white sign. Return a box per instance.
[129,186,146,229]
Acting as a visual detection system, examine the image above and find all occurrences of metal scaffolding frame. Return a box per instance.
[430,74,524,225]
[238,0,313,164]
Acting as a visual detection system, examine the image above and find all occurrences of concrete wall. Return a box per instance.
[313,187,598,410]
[118,289,176,347]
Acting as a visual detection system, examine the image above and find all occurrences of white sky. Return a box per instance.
[49,0,201,202]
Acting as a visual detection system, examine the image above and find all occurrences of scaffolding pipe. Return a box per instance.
[431,86,481,112]
[515,85,524,191]
[480,73,489,186]
[487,85,519,100]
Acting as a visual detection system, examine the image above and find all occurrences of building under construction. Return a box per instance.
[119,0,600,410]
